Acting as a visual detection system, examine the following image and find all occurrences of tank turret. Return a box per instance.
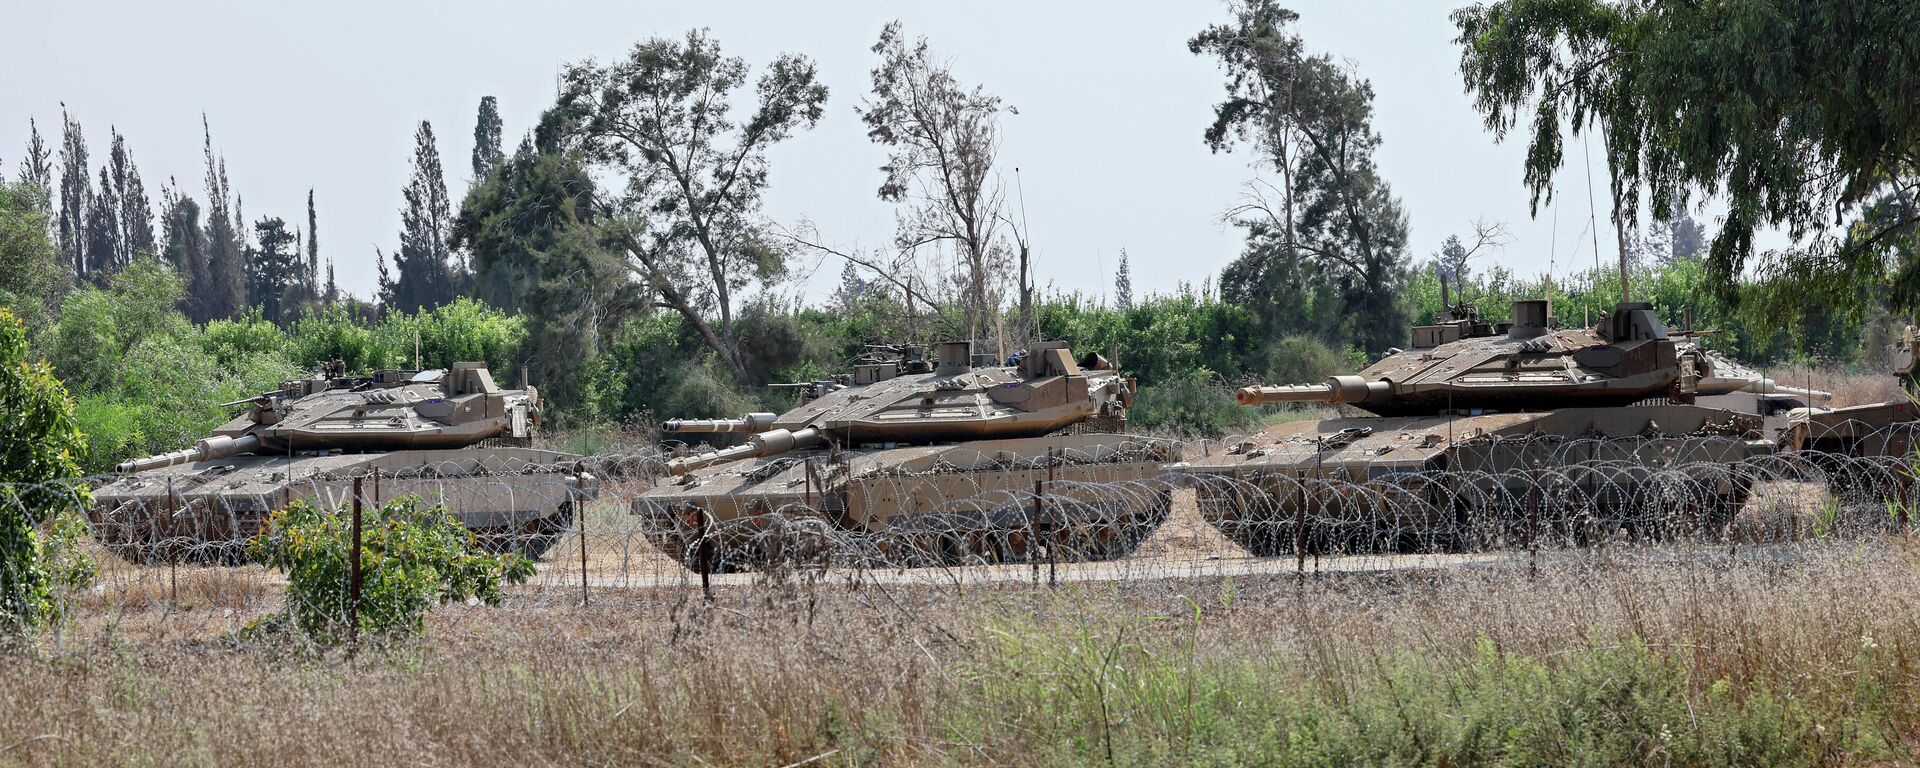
[112,361,542,474]
[661,340,1134,475]
[90,361,595,565]
[638,340,1177,572]
[1234,300,1829,416]
[1183,298,1814,560]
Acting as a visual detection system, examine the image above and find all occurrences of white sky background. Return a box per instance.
[4,0,1653,306]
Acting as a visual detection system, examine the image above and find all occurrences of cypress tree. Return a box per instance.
[324,257,338,305]
[18,119,52,203]
[201,117,247,319]
[386,120,456,312]
[306,189,319,287]
[108,129,155,263]
[472,96,504,181]
[55,109,89,280]
[82,165,119,280]
[160,186,213,322]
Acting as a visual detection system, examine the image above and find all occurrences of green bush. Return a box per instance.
[247,497,534,645]
[0,307,92,634]
[1127,370,1260,438]
[288,304,392,372]
[200,310,289,369]
[1259,335,1343,384]
[378,297,527,374]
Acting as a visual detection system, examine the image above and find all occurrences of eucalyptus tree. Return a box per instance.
[1454,0,1920,319]
[858,21,1024,346]
[558,29,827,382]
[201,118,247,320]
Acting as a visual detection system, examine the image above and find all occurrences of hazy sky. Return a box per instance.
[5,0,1641,304]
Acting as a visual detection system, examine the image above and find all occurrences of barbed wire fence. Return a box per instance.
[6,420,1919,652]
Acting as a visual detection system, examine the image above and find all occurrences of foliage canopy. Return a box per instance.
[1453,0,1920,317]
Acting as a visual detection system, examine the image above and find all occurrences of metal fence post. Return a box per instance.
[1295,476,1309,577]
[1046,449,1058,587]
[1030,479,1043,586]
[696,511,713,602]
[349,475,364,653]
[1527,475,1540,579]
[165,476,177,604]
[577,461,589,607]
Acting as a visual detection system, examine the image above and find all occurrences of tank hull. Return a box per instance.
[634,433,1180,572]
[1180,405,1770,556]
[1786,400,1920,505]
[88,447,596,564]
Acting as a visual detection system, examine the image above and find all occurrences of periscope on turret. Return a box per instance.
[88,361,599,564]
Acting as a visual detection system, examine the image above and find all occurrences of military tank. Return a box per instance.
[635,341,1180,571]
[1782,325,1920,505]
[89,361,599,564]
[1180,299,1831,555]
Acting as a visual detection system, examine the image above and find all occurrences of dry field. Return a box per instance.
[9,433,1920,765]
[7,523,1920,765]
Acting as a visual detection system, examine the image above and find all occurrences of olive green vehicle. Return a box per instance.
[89,362,599,564]
[635,341,1179,571]
[1181,300,1831,555]
[1783,326,1920,503]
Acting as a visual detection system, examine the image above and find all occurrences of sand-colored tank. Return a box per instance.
[635,341,1179,571]
[1181,300,1830,554]
[89,361,599,563]
[1782,326,1920,503]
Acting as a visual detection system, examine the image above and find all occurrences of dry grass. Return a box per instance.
[7,535,1920,766]
[1770,364,1906,408]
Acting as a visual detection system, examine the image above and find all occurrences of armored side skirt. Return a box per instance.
[88,448,597,564]
[634,435,1180,572]
[1182,408,1773,556]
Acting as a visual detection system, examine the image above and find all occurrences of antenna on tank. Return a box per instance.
[1584,132,1603,305]
[414,330,422,371]
[1014,166,1038,342]
[1548,190,1559,321]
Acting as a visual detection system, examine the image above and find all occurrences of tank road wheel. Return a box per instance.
[679,512,855,573]
[1048,489,1173,562]
[473,502,577,561]
[90,500,165,565]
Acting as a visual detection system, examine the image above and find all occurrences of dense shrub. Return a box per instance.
[247,497,534,645]
[0,307,92,634]
[1258,335,1345,384]
[200,310,289,368]
[1127,370,1260,438]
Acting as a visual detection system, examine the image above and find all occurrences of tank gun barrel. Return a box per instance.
[216,391,283,409]
[115,434,262,474]
[1737,378,1833,402]
[662,412,777,434]
[1236,376,1393,406]
[667,427,822,476]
